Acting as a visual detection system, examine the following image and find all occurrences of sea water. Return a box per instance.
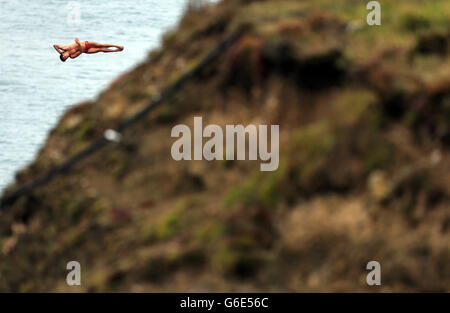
[0,0,208,192]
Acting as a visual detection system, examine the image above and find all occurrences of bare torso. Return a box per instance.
[60,42,78,51]
[58,42,80,57]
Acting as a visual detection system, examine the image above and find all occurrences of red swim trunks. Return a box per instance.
[84,41,91,52]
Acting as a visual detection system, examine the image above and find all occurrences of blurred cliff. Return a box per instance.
[0,0,449,292]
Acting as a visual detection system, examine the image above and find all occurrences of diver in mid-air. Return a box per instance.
[53,38,124,62]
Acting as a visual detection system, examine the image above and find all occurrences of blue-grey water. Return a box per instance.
[0,0,208,192]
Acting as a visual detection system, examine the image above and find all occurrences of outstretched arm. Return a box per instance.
[53,44,64,54]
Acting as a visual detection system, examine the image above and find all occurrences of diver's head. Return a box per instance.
[60,52,69,62]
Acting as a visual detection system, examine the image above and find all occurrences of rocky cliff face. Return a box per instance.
[0,0,449,292]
